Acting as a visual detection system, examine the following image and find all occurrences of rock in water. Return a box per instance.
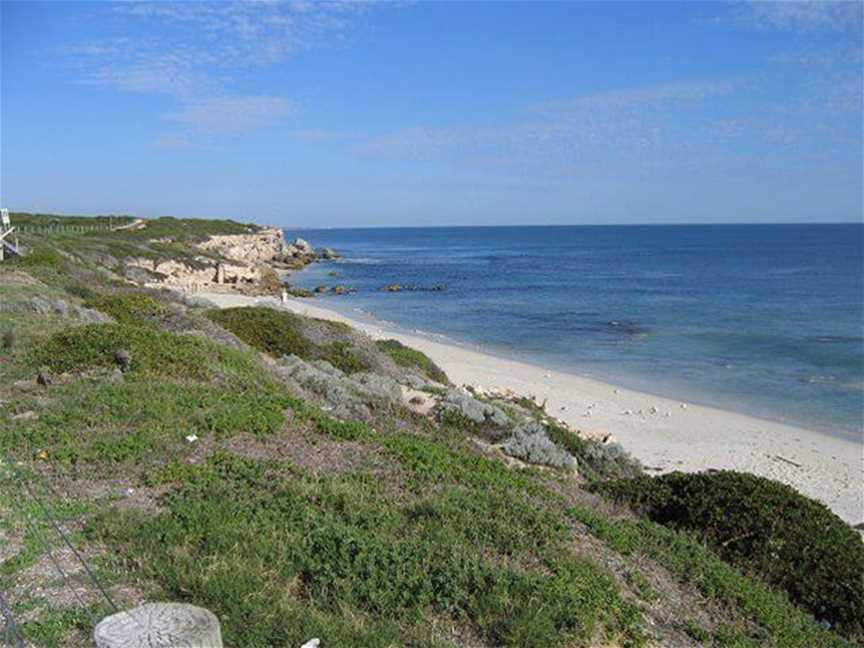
[114,349,132,373]
[94,602,222,647]
[293,238,314,255]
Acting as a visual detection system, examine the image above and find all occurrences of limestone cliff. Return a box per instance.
[124,228,321,292]
[197,227,287,264]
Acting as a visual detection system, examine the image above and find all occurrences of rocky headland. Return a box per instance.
[124,227,336,293]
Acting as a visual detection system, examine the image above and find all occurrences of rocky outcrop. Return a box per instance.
[198,228,287,264]
[125,257,259,288]
[380,284,446,293]
[119,225,343,298]
[123,229,340,293]
[319,247,339,260]
[291,238,314,256]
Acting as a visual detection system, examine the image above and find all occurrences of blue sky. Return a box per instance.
[1,1,861,227]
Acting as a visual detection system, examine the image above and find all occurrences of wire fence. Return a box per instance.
[14,224,117,234]
[0,588,25,648]
[0,458,146,646]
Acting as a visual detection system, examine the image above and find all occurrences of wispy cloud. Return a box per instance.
[65,1,379,141]
[152,133,193,151]
[286,129,361,141]
[719,1,863,32]
[166,96,294,134]
[357,81,739,174]
[356,72,859,180]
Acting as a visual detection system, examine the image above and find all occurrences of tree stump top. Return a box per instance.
[94,602,222,648]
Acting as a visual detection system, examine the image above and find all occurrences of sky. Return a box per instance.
[1,0,862,227]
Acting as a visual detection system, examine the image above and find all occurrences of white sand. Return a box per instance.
[199,291,864,524]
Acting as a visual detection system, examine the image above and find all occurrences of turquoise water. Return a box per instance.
[288,225,864,438]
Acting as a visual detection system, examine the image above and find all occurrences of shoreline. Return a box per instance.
[199,290,864,524]
[304,298,860,442]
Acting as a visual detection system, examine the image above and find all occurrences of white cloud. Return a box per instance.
[166,96,294,134]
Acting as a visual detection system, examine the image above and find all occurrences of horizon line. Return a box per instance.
[7,210,862,229]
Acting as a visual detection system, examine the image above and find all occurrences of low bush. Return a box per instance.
[8,244,66,271]
[209,306,312,357]
[207,306,369,374]
[544,422,642,481]
[32,323,216,380]
[569,505,850,647]
[502,422,575,469]
[375,339,449,384]
[84,292,167,325]
[592,471,864,637]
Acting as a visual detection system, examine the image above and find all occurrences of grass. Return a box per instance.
[375,339,449,384]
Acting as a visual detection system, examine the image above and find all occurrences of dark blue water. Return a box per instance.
[287,225,864,438]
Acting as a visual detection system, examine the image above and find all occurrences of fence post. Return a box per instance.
[94,603,222,647]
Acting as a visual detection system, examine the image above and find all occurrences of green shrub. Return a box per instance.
[592,471,864,637]
[207,306,369,374]
[544,422,642,481]
[569,505,849,647]
[8,244,66,272]
[208,306,311,357]
[375,339,448,384]
[32,323,214,380]
[64,283,98,300]
[84,292,167,325]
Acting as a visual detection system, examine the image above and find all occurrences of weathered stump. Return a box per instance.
[94,603,222,648]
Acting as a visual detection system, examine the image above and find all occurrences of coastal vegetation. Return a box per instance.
[375,338,450,384]
[0,213,859,647]
[207,306,371,375]
[591,471,864,637]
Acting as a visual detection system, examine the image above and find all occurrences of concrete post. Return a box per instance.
[94,603,222,648]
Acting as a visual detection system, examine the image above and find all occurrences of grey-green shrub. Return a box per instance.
[502,422,576,469]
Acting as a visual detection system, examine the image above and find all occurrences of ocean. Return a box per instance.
[286,224,863,438]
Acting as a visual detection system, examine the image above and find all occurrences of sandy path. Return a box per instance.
[199,291,864,524]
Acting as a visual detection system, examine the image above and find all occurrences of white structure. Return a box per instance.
[0,208,19,261]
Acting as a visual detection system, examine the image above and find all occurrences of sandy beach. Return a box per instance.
[199,290,864,524]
